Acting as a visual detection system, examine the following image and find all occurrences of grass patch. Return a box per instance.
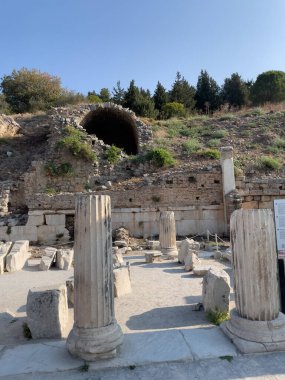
[273,137,285,148]
[198,148,221,159]
[207,138,221,148]
[217,114,236,121]
[207,310,229,325]
[183,139,202,154]
[266,146,281,154]
[79,362,89,372]
[257,156,282,171]
[219,355,233,362]
[44,187,57,195]
[57,125,97,162]
[210,129,228,139]
[0,137,9,144]
[106,145,122,164]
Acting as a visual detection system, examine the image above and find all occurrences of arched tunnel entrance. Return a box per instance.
[81,107,139,155]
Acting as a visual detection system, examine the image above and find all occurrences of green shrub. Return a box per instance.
[161,102,186,119]
[257,156,282,170]
[183,139,202,154]
[146,147,176,167]
[106,145,122,164]
[207,310,229,325]
[45,162,73,176]
[57,125,97,162]
[198,148,221,159]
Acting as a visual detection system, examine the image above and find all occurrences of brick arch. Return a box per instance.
[81,107,139,155]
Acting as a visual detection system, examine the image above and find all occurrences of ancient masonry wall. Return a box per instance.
[0,168,226,241]
[236,176,285,209]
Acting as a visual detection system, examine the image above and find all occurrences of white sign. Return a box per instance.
[274,200,285,257]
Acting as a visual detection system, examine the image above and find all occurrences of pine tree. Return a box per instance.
[153,81,168,111]
[195,70,221,113]
[112,81,125,105]
[222,73,249,108]
[169,72,195,111]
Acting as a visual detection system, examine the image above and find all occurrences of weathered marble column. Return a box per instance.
[220,146,236,236]
[220,146,235,196]
[66,194,123,360]
[221,209,285,353]
[159,211,178,259]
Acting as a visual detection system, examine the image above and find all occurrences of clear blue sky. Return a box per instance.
[1,0,285,95]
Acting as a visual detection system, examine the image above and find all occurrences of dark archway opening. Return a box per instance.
[81,108,139,155]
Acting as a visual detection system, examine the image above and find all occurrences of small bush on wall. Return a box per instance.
[57,125,97,162]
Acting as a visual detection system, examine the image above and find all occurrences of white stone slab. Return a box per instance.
[26,214,44,226]
[0,340,82,377]
[181,327,237,360]
[6,240,29,272]
[90,330,193,370]
[0,242,12,274]
[45,214,66,226]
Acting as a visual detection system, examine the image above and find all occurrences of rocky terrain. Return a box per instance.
[0,106,285,187]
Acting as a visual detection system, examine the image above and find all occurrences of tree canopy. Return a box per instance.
[195,70,221,113]
[250,71,285,105]
[222,73,249,108]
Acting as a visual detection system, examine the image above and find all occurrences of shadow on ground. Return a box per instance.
[126,305,209,330]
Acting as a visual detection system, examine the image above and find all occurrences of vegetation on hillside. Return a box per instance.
[1,67,285,117]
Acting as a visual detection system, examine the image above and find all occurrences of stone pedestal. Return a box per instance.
[66,195,123,360]
[221,209,285,353]
[159,211,178,259]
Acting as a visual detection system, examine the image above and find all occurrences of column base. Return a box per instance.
[161,247,178,259]
[66,320,123,361]
[221,309,285,353]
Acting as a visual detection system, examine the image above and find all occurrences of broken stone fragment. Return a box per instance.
[39,247,57,271]
[56,249,74,270]
[193,265,212,276]
[202,268,230,313]
[178,238,200,264]
[184,251,199,271]
[26,284,68,339]
[114,265,132,297]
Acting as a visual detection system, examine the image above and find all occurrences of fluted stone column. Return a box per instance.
[221,209,285,353]
[159,211,178,259]
[220,146,236,236]
[66,195,123,360]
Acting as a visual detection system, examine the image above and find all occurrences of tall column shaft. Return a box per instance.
[74,194,113,328]
[67,194,123,360]
[159,211,178,258]
[231,209,280,321]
